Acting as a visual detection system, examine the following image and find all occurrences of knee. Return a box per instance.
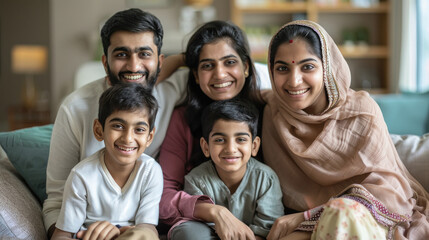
[170,221,215,240]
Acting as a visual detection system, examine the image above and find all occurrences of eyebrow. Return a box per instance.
[210,132,251,138]
[112,46,154,54]
[274,58,317,65]
[199,54,238,64]
[109,117,149,127]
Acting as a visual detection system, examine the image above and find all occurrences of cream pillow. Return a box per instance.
[391,134,429,192]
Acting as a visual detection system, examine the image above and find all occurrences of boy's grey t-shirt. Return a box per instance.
[184,157,284,237]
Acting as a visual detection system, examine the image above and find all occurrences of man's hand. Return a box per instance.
[76,221,120,240]
[266,212,305,240]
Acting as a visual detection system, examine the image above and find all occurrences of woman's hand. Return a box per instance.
[195,203,256,240]
[266,212,305,240]
[76,221,120,240]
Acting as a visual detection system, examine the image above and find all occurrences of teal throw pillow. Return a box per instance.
[0,124,53,204]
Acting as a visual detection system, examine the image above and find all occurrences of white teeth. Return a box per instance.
[213,82,232,88]
[288,89,308,95]
[117,146,135,151]
[123,75,143,80]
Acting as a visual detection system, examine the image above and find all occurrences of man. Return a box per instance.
[43,8,187,239]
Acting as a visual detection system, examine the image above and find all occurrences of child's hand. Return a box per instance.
[76,221,120,240]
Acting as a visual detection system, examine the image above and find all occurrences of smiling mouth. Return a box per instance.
[287,89,309,95]
[213,81,233,88]
[121,73,147,81]
[115,145,137,152]
[222,156,240,162]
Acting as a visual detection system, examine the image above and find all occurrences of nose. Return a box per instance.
[126,54,142,72]
[214,64,227,79]
[224,141,237,153]
[122,129,134,143]
[288,69,303,87]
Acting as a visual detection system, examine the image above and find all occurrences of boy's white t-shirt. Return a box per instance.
[55,149,163,233]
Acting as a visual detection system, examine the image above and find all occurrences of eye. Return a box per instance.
[112,123,124,129]
[303,64,315,71]
[236,137,248,143]
[135,127,147,134]
[225,59,237,66]
[200,62,214,70]
[275,65,289,72]
[139,51,152,58]
[115,52,128,58]
[213,137,224,143]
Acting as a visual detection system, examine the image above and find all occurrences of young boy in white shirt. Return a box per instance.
[183,99,284,240]
[53,83,162,240]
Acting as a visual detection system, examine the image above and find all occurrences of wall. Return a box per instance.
[0,0,50,131]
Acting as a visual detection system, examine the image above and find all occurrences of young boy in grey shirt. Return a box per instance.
[184,99,284,239]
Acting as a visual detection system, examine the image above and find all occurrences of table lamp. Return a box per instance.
[11,45,47,109]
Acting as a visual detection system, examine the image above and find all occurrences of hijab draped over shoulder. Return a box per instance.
[262,20,429,238]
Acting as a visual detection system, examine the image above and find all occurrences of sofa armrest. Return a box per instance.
[0,146,47,240]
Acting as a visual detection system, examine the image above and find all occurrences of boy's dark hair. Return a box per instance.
[201,99,259,142]
[100,8,163,58]
[98,83,158,132]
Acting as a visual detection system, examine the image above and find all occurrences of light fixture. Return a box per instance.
[11,45,47,109]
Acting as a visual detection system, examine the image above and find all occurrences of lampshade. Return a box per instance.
[11,45,47,74]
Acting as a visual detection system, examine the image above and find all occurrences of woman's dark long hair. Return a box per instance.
[184,20,264,168]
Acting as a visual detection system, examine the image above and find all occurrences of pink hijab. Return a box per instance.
[262,20,429,238]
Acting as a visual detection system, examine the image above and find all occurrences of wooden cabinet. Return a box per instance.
[231,0,390,93]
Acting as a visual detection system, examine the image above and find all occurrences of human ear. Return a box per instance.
[158,54,165,69]
[101,55,109,75]
[251,136,261,157]
[200,137,210,158]
[146,127,156,147]
[244,61,250,78]
[93,119,104,141]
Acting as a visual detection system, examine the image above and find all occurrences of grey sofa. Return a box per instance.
[0,125,428,240]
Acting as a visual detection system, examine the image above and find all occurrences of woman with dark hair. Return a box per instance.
[158,20,270,239]
[262,20,429,240]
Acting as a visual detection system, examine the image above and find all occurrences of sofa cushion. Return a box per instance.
[0,146,47,240]
[0,124,53,204]
[391,134,429,192]
[372,93,429,135]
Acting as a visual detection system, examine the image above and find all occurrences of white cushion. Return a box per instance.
[391,134,429,192]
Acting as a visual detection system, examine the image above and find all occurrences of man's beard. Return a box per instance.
[106,63,160,90]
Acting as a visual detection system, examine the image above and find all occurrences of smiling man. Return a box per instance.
[43,8,188,239]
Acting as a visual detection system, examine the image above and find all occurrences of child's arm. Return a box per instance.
[76,221,120,240]
[50,228,74,240]
[185,171,256,240]
[250,167,285,239]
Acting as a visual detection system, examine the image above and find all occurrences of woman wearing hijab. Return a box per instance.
[262,20,429,240]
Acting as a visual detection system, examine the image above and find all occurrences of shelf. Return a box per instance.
[236,2,307,13]
[317,2,389,13]
[339,45,389,58]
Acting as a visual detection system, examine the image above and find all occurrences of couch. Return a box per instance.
[1,122,429,240]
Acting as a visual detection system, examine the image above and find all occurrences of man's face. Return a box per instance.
[102,31,164,89]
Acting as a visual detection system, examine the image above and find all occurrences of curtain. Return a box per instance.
[392,0,429,93]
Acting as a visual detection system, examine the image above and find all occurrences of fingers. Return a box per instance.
[82,221,120,240]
